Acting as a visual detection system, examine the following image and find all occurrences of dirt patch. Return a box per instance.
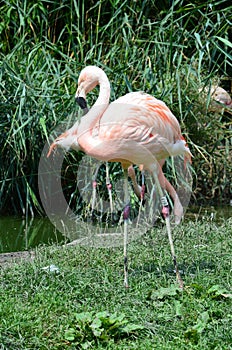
[0,250,36,268]
[0,241,80,268]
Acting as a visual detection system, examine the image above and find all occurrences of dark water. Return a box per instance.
[184,205,232,222]
[0,206,231,253]
[0,216,64,253]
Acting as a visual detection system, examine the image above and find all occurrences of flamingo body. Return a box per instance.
[76,66,191,172]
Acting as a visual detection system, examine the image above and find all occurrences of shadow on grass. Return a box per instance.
[130,259,216,277]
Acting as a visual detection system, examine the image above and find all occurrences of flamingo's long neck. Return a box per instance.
[77,74,111,151]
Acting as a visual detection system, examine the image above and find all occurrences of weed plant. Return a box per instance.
[0,0,231,215]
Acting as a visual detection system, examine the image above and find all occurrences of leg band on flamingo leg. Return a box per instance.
[107,183,112,191]
[140,184,145,201]
[161,196,170,219]
[123,204,130,220]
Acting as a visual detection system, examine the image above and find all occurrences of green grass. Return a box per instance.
[1,218,232,349]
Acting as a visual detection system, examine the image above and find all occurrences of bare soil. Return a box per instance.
[0,250,36,267]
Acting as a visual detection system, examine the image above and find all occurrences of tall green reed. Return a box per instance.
[0,0,231,215]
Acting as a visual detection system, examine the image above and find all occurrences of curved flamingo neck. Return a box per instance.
[78,73,111,140]
[95,76,111,106]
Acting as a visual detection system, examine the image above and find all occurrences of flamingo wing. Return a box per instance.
[97,92,182,144]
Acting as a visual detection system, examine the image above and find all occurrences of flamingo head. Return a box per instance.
[47,135,68,158]
[75,66,110,108]
[75,66,101,101]
[47,131,80,158]
[210,86,232,108]
[47,141,58,158]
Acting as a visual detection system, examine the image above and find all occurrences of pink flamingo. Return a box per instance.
[209,86,232,111]
[200,85,232,113]
[48,66,192,288]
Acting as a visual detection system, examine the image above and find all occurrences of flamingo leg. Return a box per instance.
[91,163,101,221]
[128,162,183,225]
[123,168,130,288]
[127,165,145,227]
[152,168,183,289]
[158,159,183,224]
[136,169,145,227]
[105,162,114,223]
[161,176,183,224]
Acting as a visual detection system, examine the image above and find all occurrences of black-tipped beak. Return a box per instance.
[76,96,87,109]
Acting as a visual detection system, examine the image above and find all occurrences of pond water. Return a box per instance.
[0,216,64,253]
[0,206,231,253]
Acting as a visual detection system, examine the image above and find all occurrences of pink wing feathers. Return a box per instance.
[96,91,183,148]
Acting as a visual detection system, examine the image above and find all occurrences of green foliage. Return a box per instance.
[64,311,144,348]
[0,44,78,215]
[184,311,210,344]
[149,283,181,300]
[0,0,231,214]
